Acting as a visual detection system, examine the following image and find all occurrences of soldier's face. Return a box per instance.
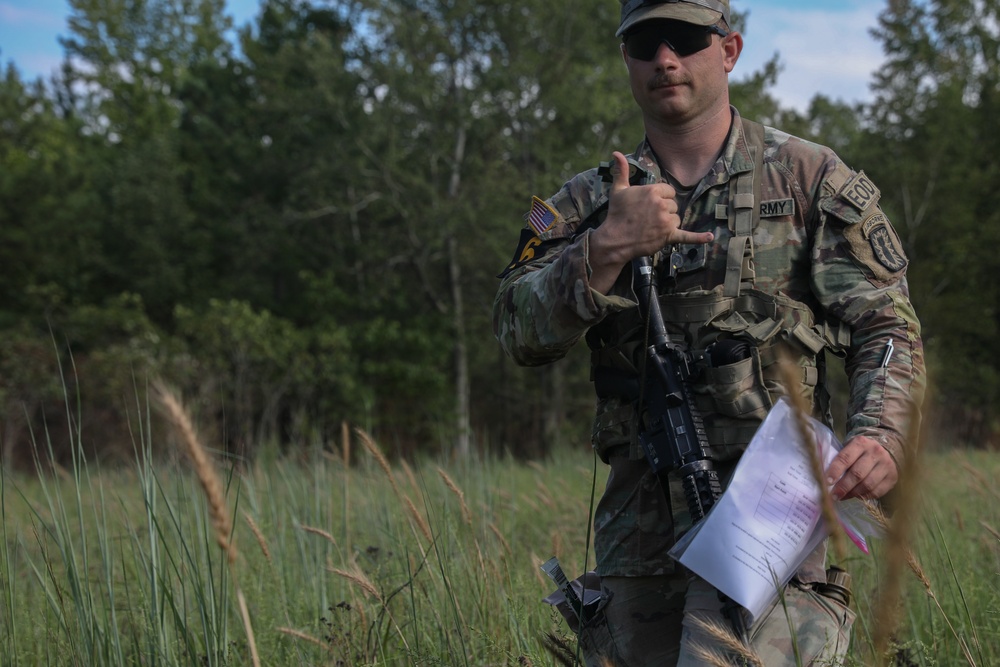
[622,20,741,127]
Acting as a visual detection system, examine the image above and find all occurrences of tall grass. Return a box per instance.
[849,448,1000,666]
[1,418,998,665]
[0,409,599,666]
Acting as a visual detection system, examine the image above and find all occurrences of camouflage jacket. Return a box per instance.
[493,109,925,576]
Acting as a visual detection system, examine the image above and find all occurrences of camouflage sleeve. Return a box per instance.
[810,161,926,467]
[492,176,635,367]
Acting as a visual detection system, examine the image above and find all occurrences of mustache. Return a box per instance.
[648,73,690,89]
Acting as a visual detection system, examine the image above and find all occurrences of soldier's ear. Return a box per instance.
[722,31,743,73]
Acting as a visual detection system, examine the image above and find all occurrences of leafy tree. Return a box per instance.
[0,0,854,463]
[861,0,1000,444]
[174,299,311,456]
[0,68,102,325]
[57,0,235,323]
[226,0,457,452]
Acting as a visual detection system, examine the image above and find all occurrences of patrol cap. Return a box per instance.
[617,0,731,37]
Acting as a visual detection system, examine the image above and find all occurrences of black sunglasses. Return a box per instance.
[623,19,729,60]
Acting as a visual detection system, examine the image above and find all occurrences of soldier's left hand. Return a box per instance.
[825,435,898,500]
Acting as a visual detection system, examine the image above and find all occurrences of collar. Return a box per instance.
[631,107,755,189]
[718,107,756,178]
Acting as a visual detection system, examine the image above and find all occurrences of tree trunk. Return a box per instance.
[542,362,566,456]
[448,234,471,458]
[448,116,472,458]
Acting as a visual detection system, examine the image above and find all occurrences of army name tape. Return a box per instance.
[759,198,794,218]
[714,198,796,219]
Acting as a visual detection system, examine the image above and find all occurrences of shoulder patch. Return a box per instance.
[838,171,881,212]
[863,212,908,273]
[527,196,559,235]
[840,208,908,282]
[496,227,561,279]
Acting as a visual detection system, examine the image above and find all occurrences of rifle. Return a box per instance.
[598,158,750,645]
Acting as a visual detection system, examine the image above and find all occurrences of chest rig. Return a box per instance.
[586,121,851,463]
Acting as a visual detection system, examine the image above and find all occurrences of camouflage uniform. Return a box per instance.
[494,111,925,666]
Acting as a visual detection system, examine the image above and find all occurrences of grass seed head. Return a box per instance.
[403,494,433,542]
[300,524,338,546]
[777,355,847,562]
[355,427,400,498]
[688,614,764,667]
[242,511,271,564]
[330,566,381,602]
[153,381,236,564]
[437,467,472,526]
[278,627,330,651]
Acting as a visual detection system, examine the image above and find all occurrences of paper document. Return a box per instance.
[672,398,840,621]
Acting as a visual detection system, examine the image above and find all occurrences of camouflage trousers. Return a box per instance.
[577,574,854,666]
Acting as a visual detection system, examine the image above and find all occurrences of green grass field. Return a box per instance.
[1,429,997,666]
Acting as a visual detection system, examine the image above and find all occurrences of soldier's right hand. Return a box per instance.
[588,151,714,294]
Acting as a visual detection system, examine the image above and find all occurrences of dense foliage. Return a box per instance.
[1,0,997,465]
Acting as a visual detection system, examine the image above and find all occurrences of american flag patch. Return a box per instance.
[526,196,558,235]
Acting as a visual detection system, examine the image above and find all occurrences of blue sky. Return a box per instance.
[0,0,885,113]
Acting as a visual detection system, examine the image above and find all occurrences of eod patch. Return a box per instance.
[822,167,908,282]
[839,171,881,212]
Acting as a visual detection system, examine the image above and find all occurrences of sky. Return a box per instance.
[0,0,886,114]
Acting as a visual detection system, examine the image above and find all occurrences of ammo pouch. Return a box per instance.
[587,287,850,463]
[699,340,770,421]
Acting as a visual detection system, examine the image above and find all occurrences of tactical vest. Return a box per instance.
[585,120,852,463]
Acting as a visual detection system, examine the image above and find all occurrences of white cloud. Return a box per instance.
[735,3,884,112]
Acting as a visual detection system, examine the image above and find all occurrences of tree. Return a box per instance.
[0,0,839,462]
[349,0,642,457]
[0,66,104,324]
[861,0,1000,444]
[55,0,235,323]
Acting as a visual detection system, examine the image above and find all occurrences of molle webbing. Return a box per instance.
[588,287,849,453]
[591,311,825,390]
[588,289,851,355]
[724,120,766,298]
[585,119,851,458]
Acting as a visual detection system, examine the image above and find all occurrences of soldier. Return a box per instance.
[493,0,925,665]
